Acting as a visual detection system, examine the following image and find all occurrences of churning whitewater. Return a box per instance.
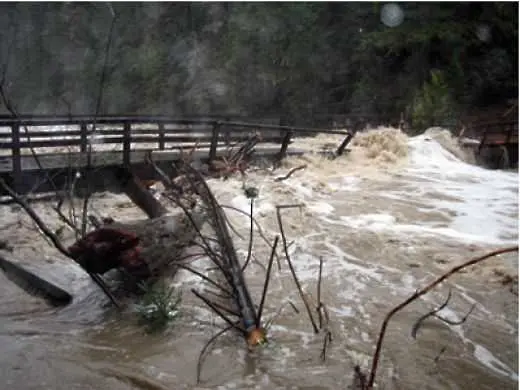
[0,127,517,390]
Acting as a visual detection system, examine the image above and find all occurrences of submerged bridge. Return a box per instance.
[459,120,518,169]
[0,115,355,195]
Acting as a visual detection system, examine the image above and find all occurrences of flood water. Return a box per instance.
[0,127,518,389]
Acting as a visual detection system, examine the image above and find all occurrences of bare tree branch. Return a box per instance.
[80,9,118,236]
[365,246,519,389]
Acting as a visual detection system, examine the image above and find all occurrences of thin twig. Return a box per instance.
[320,331,333,362]
[182,165,259,334]
[54,204,80,234]
[354,365,368,390]
[434,303,476,325]
[274,164,307,182]
[317,256,324,329]
[433,346,448,364]
[276,205,318,334]
[366,246,519,388]
[1,178,72,257]
[192,289,246,336]
[241,198,255,272]
[221,204,282,267]
[204,298,240,318]
[411,289,452,339]
[197,323,236,384]
[176,263,232,295]
[265,300,301,331]
[81,10,117,236]
[256,236,279,327]
[0,83,61,198]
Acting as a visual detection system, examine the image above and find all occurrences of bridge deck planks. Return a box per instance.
[0,144,305,173]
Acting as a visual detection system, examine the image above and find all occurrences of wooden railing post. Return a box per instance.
[123,122,131,166]
[478,128,488,153]
[224,117,231,145]
[80,122,87,153]
[11,123,22,193]
[158,123,165,150]
[336,130,356,156]
[278,130,292,160]
[209,122,220,161]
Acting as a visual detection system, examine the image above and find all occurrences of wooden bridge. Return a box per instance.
[0,115,354,195]
[459,120,518,169]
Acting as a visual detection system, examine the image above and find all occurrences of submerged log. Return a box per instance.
[114,166,169,218]
[0,207,206,306]
[103,210,206,277]
[69,207,206,286]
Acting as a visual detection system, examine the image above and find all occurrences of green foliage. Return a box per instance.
[136,280,181,333]
[0,3,517,121]
[409,70,457,133]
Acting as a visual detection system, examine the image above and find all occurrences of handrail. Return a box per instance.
[0,116,357,188]
[0,115,349,135]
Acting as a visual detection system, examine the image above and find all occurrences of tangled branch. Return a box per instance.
[363,245,519,389]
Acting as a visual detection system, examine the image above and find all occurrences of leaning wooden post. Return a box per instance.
[80,122,88,153]
[477,127,488,154]
[11,123,22,194]
[209,121,220,162]
[336,130,356,156]
[123,122,131,166]
[278,130,292,160]
[114,167,169,219]
[224,117,231,146]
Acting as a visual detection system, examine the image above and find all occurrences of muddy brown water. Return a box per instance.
[0,128,517,389]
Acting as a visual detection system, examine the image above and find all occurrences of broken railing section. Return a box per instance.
[210,131,261,179]
[202,119,356,164]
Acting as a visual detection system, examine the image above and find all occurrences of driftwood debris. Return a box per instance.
[210,132,261,179]
[65,167,205,291]
[0,163,205,306]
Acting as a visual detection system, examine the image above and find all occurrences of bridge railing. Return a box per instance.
[466,120,519,150]
[0,116,354,178]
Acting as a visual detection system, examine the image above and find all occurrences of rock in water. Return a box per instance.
[0,252,73,306]
[0,207,206,306]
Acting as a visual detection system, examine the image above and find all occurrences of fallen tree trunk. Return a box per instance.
[114,167,170,218]
[67,166,205,283]
[0,164,206,305]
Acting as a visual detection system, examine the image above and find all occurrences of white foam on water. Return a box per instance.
[329,133,518,245]
[328,175,362,193]
[306,201,335,215]
[402,134,518,244]
[230,194,275,218]
[338,212,517,245]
